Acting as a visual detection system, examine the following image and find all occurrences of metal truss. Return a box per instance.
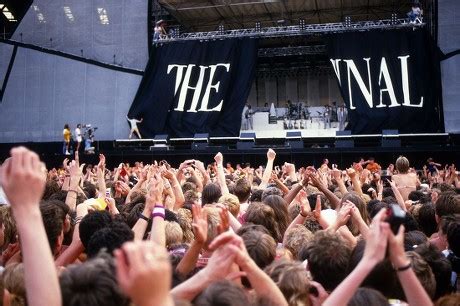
[258,45,326,57]
[153,18,424,44]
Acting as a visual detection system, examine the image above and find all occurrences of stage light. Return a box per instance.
[218,24,224,35]
[344,16,351,27]
[97,8,109,25]
[255,22,261,32]
[63,6,75,22]
[299,19,305,31]
[1,4,16,21]
[391,13,397,25]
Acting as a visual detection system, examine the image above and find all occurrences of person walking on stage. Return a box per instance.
[63,124,72,155]
[75,124,83,153]
[337,105,347,131]
[127,116,143,139]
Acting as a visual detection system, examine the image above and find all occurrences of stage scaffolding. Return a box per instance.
[153,18,424,45]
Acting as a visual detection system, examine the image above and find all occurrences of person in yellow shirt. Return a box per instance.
[63,124,72,155]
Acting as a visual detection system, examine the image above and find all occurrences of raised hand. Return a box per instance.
[346,168,356,179]
[97,154,106,171]
[147,174,164,205]
[0,147,46,212]
[313,195,322,220]
[387,224,407,267]
[299,191,311,217]
[335,203,353,228]
[363,209,390,265]
[214,152,223,165]
[192,204,208,245]
[267,148,276,161]
[331,168,342,181]
[217,206,230,234]
[115,241,173,306]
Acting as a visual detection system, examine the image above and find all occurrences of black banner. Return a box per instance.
[326,29,443,134]
[128,38,258,138]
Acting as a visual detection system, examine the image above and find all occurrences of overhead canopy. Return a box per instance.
[159,0,412,31]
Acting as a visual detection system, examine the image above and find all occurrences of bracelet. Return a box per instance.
[138,212,150,222]
[395,262,411,272]
[152,206,165,219]
[299,212,308,218]
[68,190,78,194]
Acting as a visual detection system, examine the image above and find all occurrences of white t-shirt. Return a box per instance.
[75,127,82,142]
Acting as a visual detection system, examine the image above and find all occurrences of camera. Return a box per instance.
[385,204,406,234]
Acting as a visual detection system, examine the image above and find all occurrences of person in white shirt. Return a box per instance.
[75,124,82,152]
[127,116,143,139]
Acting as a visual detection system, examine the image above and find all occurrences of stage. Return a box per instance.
[1,133,458,171]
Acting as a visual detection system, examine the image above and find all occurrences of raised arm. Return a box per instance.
[149,174,166,247]
[388,179,407,212]
[65,155,82,211]
[209,232,288,306]
[0,147,62,306]
[323,210,389,306]
[283,174,308,205]
[214,152,230,194]
[96,154,107,198]
[331,169,348,196]
[175,204,207,278]
[347,168,363,197]
[259,149,276,189]
[309,172,341,209]
[161,169,185,211]
[388,225,433,306]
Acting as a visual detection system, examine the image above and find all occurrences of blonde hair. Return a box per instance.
[165,221,183,248]
[283,225,314,259]
[3,263,26,306]
[218,194,240,217]
[264,260,311,306]
[396,156,410,174]
[176,208,194,243]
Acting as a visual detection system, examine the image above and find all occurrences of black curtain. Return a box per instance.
[128,38,258,138]
[326,29,443,134]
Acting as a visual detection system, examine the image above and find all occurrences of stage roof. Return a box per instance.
[159,0,413,31]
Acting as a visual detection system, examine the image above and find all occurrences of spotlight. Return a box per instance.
[255,21,261,32]
[344,16,351,27]
[299,18,305,31]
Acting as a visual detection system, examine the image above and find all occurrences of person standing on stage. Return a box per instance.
[63,124,72,155]
[127,116,143,139]
[337,105,347,131]
[246,104,254,130]
[75,124,83,153]
[323,105,331,129]
[241,104,249,130]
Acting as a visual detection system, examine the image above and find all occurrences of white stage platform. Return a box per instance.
[244,111,344,139]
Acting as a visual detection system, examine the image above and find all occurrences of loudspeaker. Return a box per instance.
[286,131,303,148]
[335,130,354,148]
[237,132,256,149]
[192,133,209,150]
[381,130,401,147]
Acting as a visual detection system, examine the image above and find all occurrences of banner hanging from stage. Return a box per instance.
[326,29,443,134]
[128,38,258,138]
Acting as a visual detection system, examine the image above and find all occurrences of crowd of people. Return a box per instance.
[0,146,459,306]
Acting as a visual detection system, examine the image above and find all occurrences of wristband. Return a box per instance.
[152,206,165,219]
[68,190,78,194]
[395,262,411,272]
[138,212,150,222]
[299,212,308,218]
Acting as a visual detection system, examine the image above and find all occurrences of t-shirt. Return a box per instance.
[63,128,71,142]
